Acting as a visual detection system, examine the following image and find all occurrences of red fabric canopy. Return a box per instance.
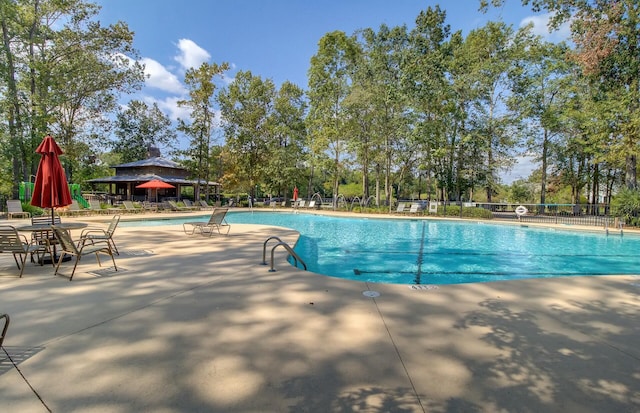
[293,186,299,201]
[31,135,72,210]
[135,179,175,189]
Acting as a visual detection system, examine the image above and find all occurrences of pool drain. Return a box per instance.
[362,290,380,298]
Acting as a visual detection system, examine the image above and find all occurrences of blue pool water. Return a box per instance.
[122,211,640,285]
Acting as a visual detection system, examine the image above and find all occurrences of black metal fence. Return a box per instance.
[474,203,618,227]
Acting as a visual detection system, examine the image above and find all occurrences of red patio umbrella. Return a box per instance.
[293,186,299,201]
[136,179,175,203]
[31,135,72,222]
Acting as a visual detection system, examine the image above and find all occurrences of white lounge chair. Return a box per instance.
[7,200,30,219]
[182,208,231,236]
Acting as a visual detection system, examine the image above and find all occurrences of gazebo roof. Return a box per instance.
[87,174,218,186]
[112,157,185,170]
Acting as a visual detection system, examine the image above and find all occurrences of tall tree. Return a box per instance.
[112,100,177,163]
[485,0,640,189]
[508,32,572,206]
[218,70,276,197]
[307,31,359,207]
[0,0,143,194]
[177,61,229,201]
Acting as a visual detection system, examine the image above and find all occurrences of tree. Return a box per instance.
[508,32,572,206]
[0,0,144,194]
[307,31,359,207]
[218,70,276,196]
[177,62,229,201]
[112,100,177,163]
[484,0,640,189]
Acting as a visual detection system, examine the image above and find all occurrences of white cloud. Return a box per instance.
[520,13,571,43]
[141,57,186,94]
[174,38,211,71]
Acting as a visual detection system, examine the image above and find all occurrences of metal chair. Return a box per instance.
[0,225,47,277]
[30,214,61,264]
[80,215,121,255]
[51,225,118,281]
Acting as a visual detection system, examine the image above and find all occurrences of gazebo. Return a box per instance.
[87,148,219,203]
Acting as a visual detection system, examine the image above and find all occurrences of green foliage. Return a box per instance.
[611,189,640,224]
[436,205,494,219]
[112,100,177,162]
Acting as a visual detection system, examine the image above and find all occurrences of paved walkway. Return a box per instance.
[0,213,639,412]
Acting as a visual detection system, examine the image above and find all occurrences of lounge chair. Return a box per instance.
[183,199,199,209]
[80,215,120,255]
[88,199,106,214]
[142,201,158,212]
[122,200,142,213]
[199,200,213,210]
[307,200,315,208]
[61,200,88,216]
[0,225,47,277]
[182,208,230,236]
[51,225,118,281]
[395,202,406,213]
[167,200,197,212]
[428,201,438,214]
[408,203,420,214]
[7,200,30,219]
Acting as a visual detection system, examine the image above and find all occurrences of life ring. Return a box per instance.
[515,205,528,217]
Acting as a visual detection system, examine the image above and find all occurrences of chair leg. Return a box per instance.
[109,237,119,255]
[15,253,27,278]
[68,256,81,281]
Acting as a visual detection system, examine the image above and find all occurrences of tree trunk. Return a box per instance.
[626,154,637,190]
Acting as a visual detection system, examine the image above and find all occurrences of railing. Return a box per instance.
[473,202,617,227]
[261,236,307,272]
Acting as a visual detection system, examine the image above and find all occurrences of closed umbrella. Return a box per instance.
[31,135,72,222]
[135,179,175,203]
[293,186,299,201]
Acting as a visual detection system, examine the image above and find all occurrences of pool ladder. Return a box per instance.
[261,236,307,272]
[605,220,624,236]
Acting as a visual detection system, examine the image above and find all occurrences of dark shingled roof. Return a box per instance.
[112,157,185,170]
[87,174,218,186]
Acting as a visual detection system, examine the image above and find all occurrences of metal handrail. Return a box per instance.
[269,242,307,272]
[261,236,283,265]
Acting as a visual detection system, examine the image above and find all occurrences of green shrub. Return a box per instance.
[437,205,494,219]
[611,189,640,226]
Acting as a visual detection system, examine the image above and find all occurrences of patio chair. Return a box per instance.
[395,202,406,214]
[30,214,62,264]
[182,208,230,236]
[88,199,106,215]
[428,201,438,214]
[167,200,197,212]
[408,203,420,214]
[51,225,118,281]
[0,225,47,277]
[307,200,316,208]
[80,215,120,255]
[183,199,199,209]
[61,200,88,216]
[122,200,142,214]
[198,200,213,210]
[7,200,30,219]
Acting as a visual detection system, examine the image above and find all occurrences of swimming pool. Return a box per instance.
[122,211,640,285]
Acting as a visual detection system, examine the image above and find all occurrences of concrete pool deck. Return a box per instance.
[0,211,639,412]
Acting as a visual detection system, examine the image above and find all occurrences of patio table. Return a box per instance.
[17,222,88,264]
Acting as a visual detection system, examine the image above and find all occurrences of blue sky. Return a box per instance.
[96,0,569,182]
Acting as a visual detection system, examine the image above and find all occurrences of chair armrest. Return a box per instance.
[81,227,107,238]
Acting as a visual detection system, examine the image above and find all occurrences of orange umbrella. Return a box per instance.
[136,179,175,203]
[31,135,72,221]
[293,186,299,201]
